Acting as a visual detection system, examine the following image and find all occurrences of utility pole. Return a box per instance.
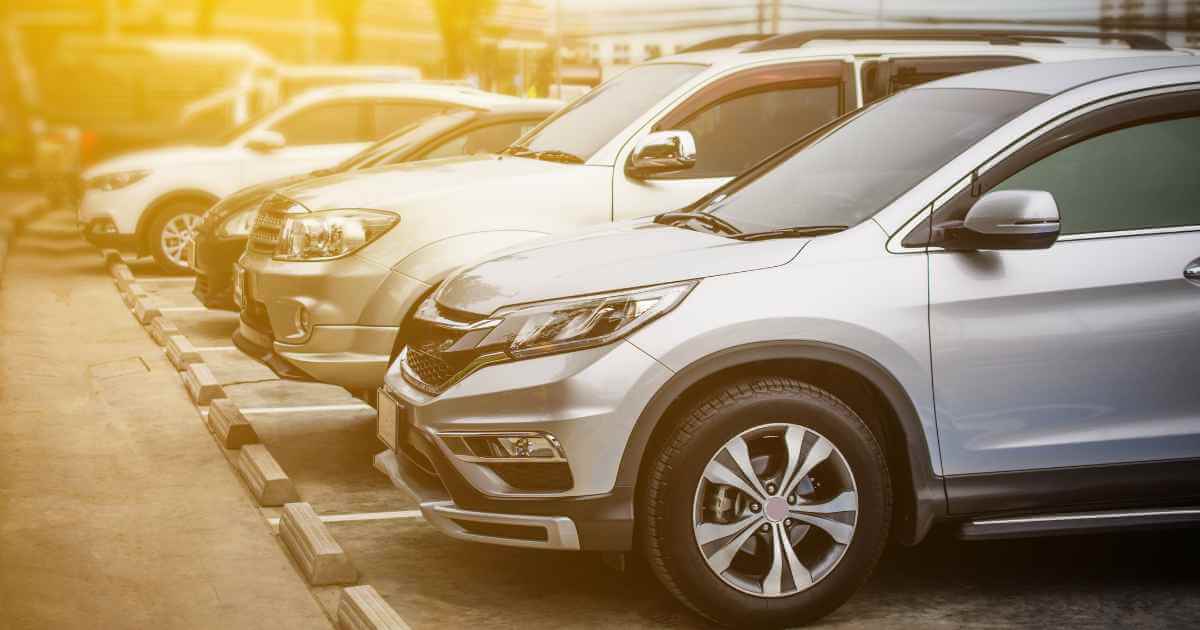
[756,0,765,34]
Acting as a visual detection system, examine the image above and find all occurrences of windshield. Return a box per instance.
[514,63,705,161]
[334,110,473,171]
[688,88,1047,234]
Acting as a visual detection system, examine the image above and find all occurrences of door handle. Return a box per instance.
[1186,261,1200,282]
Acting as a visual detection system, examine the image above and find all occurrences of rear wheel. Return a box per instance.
[641,376,891,628]
[148,201,207,274]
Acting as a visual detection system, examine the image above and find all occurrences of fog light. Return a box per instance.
[89,218,118,235]
[440,432,566,463]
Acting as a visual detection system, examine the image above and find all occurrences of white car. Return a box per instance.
[77,83,519,272]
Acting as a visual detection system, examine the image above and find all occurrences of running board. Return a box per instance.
[960,507,1200,540]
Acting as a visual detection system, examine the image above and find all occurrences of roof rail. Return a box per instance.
[679,33,776,54]
[743,29,1172,53]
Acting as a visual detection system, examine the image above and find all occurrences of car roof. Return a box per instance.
[658,37,1193,70]
[290,82,522,109]
[914,54,1200,95]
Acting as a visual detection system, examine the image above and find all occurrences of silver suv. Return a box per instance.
[376,56,1200,627]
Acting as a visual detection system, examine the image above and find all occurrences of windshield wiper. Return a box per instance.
[502,144,535,157]
[732,225,848,241]
[655,210,742,236]
[501,145,584,164]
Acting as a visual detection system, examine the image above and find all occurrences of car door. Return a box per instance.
[611,60,851,220]
[240,99,372,185]
[924,89,1200,514]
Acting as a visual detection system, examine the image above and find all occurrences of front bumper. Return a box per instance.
[191,232,246,310]
[376,340,674,551]
[79,218,137,250]
[237,250,429,389]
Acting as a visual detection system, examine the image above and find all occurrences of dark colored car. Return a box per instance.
[190,99,562,309]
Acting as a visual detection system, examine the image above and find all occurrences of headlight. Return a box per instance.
[86,169,151,191]
[273,209,399,261]
[217,208,257,238]
[478,280,697,359]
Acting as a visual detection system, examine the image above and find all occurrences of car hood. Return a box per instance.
[275,154,571,214]
[83,145,238,177]
[436,221,807,316]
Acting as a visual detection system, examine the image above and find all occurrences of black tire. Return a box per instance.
[641,376,891,628]
[147,200,207,274]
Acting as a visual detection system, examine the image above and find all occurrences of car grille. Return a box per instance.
[248,194,296,254]
[401,302,496,395]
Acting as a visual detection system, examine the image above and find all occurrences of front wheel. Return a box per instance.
[148,201,207,274]
[641,377,891,628]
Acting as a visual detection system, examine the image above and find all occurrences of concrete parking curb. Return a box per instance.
[132,294,164,324]
[165,334,203,371]
[100,248,123,268]
[208,399,260,449]
[237,444,298,506]
[337,586,411,630]
[279,502,357,586]
[182,362,225,405]
[149,317,180,346]
[121,282,149,308]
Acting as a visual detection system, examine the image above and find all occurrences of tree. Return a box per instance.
[196,0,220,37]
[431,0,497,79]
[321,0,364,63]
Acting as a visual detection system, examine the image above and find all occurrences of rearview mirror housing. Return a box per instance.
[626,130,697,179]
[245,129,286,153]
[938,189,1061,251]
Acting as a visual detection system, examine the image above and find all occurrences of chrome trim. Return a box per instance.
[972,508,1200,526]
[399,346,509,396]
[420,500,582,550]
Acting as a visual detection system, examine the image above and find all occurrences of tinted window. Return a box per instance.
[373,102,455,136]
[699,88,1045,233]
[420,120,542,160]
[668,84,839,178]
[519,63,705,160]
[994,116,1200,234]
[862,56,1032,105]
[270,101,365,145]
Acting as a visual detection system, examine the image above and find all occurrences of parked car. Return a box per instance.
[234,29,1187,394]
[77,83,517,272]
[375,55,1200,627]
[191,99,562,311]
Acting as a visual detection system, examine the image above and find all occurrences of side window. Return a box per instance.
[270,101,366,145]
[418,120,540,160]
[862,56,1032,105]
[673,83,840,179]
[993,116,1200,234]
[373,102,454,137]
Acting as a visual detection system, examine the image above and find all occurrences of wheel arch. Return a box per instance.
[619,340,945,546]
[135,189,221,255]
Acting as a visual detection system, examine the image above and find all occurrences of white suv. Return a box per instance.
[236,29,1188,391]
[77,83,518,271]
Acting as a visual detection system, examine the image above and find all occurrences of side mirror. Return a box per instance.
[938,190,1061,251]
[245,129,286,153]
[626,130,697,179]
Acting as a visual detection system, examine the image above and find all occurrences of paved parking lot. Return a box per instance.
[3,206,1199,629]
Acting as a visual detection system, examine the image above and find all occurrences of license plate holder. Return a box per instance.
[377,388,409,450]
[233,264,247,309]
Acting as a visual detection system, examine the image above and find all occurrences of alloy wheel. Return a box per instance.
[160,213,202,268]
[692,422,858,598]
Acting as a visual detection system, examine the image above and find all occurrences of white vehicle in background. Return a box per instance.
[78,83,519,272]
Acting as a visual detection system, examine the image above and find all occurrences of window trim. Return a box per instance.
[892,84,1200,252]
